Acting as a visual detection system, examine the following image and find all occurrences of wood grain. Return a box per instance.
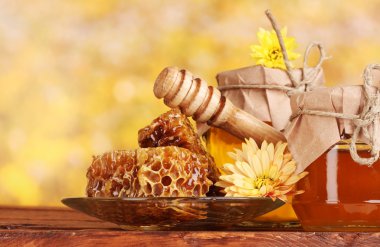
[0,205,118,230]
[1,206,380,246]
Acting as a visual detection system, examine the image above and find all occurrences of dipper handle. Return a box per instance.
[154,67,286,144]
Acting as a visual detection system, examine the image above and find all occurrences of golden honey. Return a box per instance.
[293,141,380,231]
[205,127,298,222]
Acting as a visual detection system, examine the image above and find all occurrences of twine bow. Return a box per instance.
[349,64,380,166]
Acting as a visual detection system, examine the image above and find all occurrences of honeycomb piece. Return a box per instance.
[138,109,204,154]
[137,146,212,197]
[86,147,212,197]
[86,150,141,197]
[138,109,220,183]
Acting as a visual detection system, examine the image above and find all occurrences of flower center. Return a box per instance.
[254,176,274,189]
[268,48,282,61]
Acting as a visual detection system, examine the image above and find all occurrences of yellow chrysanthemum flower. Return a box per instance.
[215,138,308,202]
[250,27,300,70]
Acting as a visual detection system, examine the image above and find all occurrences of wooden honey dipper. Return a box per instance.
[154,67,286,144]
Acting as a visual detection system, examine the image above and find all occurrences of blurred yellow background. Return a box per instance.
[0,0,379,206]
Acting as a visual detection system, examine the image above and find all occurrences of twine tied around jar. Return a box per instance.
[218,9,329,96]
[290,64,380,166]
[350,64,380,166]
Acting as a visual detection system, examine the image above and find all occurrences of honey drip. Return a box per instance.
[205,127,298,222]
[293,141,380,231]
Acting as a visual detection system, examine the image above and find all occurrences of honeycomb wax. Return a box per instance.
[86,150,140,197]
[86,147,212,197]
[138,108,219,183]
[205,127,298,222]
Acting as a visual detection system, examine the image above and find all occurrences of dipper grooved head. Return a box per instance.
[153,67,180,99]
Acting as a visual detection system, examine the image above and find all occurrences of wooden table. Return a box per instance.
[1,206,380,246]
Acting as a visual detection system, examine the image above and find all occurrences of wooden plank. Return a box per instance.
[2,229,380,247]
[0,206,118,230]
[1,206,380,246]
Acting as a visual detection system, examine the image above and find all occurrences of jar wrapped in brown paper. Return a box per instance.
[286,64,380,231]
[198,43,327,136]
[216,61,325,131]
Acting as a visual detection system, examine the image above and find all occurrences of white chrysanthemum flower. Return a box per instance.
[215,138,308,202]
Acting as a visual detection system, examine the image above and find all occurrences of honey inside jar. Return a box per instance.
[205,127,298,222]
[293,140,380,231]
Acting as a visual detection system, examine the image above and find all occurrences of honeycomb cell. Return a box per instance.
[162,176,172,186]
[152,183,163,196]
[176,178,185,188]
[193,184,201,197]
[151,161,161,172]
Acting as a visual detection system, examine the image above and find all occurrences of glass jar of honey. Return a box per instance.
[293,140,380,231]
[285,69,380,231]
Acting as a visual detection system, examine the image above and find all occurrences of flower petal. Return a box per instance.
[240,161,256,178]
[223,163,246,176]
[267,143,275,161]
[251,154,263,176]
